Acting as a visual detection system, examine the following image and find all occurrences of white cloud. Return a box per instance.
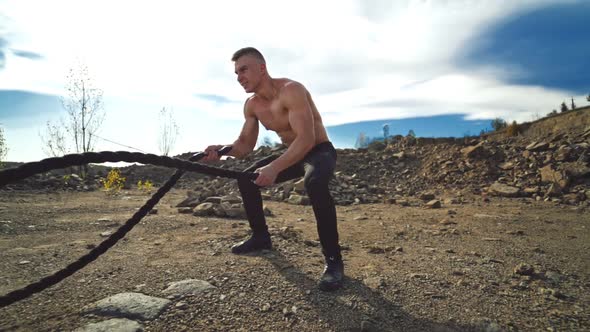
[0,0,584,161]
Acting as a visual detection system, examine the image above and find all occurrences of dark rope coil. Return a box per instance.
[0,147,252,308]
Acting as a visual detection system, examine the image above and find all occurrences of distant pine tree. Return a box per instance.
[571,97,576,110]
[491,118,507,131]
[560,101,569,113]
[382,124,390,139]
[407,129,416,138]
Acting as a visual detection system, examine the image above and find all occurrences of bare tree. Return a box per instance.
[0,125,8,166]
[39,121,69,157]
[40,62,104,176]
[61,62,105,155]
[157,107,180,156]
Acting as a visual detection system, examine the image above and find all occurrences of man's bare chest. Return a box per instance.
[254,101,290,131]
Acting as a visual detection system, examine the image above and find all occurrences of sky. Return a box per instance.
[0,0,589,162]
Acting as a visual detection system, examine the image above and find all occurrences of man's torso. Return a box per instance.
[247,78,329,147]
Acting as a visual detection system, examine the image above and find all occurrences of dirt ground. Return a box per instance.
[0,189,588,331]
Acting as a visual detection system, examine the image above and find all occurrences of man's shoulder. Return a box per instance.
[243,95,257,114]
[277,79,307,97]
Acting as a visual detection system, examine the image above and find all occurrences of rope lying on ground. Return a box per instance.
[0,148,251,308]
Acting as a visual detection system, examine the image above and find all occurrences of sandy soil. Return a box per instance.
[0,189,588,331]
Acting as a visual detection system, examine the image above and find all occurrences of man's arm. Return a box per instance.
[230,103,259,158]
[203,99,258,161]
[269,82,315,172]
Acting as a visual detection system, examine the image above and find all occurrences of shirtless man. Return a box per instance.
[203,47,343,291]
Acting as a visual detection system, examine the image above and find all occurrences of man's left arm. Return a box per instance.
[254,83,315,186]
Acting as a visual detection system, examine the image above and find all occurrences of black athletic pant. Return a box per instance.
[237,141,340,257]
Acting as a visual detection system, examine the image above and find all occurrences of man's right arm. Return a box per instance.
[203,100,258,161]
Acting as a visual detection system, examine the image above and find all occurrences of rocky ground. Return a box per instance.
[0,188,588,331]
[1,112,589,331]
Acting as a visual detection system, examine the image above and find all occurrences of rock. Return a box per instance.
[462,143,489,159]
[363,277,385,289]
[220,195,242,204]
[419,192,435,201]
[73,318,143,332]
[261,303,272,312]
[540,165,570,190]
[100,231,113,237]
[177,207,194,214]
[397,199,409,206]
[498,162,514,170]
[544,271,564,285]
[489,183,520,197]
[176,196,201,208]
[97,217,112,223]
[514,263,535,276]
[193,202,215,216]
[392,151,406,159]
[288,194,309,205]
[204,196,223,204]
[293,179,306,193]
[162,279,216,297]
[83,292,171,321]
[526,141,549,152]
[425,200,441,209]
[562,162,590,178]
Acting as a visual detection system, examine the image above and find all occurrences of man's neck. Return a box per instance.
[255,77,276,101]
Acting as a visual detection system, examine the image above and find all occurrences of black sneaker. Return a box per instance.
[231,233,272,254]
[319,255,344,291]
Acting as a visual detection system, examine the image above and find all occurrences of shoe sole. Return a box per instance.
[318,280,343,291]
[231,246,272,255]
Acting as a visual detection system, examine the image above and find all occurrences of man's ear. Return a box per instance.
[260,63,267,73]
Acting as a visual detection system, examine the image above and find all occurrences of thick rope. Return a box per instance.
[0,148,252,308]
[0,151,256,187]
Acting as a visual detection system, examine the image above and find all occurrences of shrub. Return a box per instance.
[100,169,125,193]
[505,121,520,137]
[137,179,154,193]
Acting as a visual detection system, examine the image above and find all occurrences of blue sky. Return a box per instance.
[0,0,588,161]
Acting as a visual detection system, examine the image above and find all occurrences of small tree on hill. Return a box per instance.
[382,124,390,139]
[571,97,576,110]
[407,129,416,138]
[491,118,507,131]
[40,121,69,157]
[157,107,180,156]
[506,121,520,137]
[560,101,569,113]
[548,109,558,117]
[355,133,369,148]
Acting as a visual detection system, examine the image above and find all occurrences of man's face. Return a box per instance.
[234,55,264,93]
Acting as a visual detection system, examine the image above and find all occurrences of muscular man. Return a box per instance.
[203,47,343,291]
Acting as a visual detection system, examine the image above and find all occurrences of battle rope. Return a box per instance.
[0,148,251,308]
[0,150,256,187]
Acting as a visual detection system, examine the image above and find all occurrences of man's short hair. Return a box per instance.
[231,47,266,64]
